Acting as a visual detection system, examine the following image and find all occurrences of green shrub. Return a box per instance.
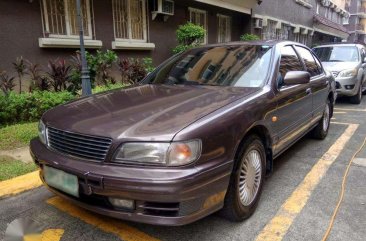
[117,58,148,84]
[0,91,74,124]
[88,50,118,85]
[173,22,205,54]
[69,50,118,92]
[176,22,205,45]
[0,71,16,95]
[91,83,126,94]
[240,33,260,41]
[173,44,194,54]
[143,57,155,73]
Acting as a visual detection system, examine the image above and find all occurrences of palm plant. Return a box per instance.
[117,58,147,84]
[13,56,26,92]
[26,61,48,91]
[0,71,16,96]
[47,59,71,92]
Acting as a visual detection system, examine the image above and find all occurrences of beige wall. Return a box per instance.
[194,0,258,14]
[332,0,347,10]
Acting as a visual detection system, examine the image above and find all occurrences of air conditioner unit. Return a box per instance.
[254,19,263,29]
[152,0,174,21]
[321,0,331,7]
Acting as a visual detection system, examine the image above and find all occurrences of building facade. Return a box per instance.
[0,0,258,76]
[252,0,350,46]
[346,0,366,43]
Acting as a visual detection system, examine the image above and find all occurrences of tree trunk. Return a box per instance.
[18,74,22,93]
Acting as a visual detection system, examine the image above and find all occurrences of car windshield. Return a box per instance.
[313,46,359,62]
[142,45,273,87]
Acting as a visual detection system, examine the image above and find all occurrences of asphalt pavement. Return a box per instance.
[1,97,365,241]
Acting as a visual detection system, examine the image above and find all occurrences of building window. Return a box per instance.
[217,14,231,43]
[276,24,291,40]
[343,16,349,25]
[41,0,93,39]
[189,7,208,44]
[262,20,277,40]
[300,34,308,45]
[112,0,147,42]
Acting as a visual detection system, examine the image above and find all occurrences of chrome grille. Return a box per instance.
[47,127,112,161]
[331,71,339,78]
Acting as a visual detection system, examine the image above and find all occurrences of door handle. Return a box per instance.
[306,88,312,95]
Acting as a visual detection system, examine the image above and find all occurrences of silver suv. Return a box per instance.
[313,43,366,104]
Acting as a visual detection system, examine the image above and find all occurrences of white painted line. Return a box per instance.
[334,108,366,112]
[353,158,366,167]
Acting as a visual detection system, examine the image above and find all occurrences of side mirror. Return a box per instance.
[284,71,310,85]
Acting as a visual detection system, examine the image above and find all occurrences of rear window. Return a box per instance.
[142,45,273,88]
[313,46,359,63]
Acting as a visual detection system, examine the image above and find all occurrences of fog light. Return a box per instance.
[345,85,355,90]
[109,198,135,210]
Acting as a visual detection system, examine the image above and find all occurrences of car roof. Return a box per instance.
[201,40,306,48]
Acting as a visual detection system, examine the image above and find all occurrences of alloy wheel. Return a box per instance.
[323,102,330,132]
[239,150,262,206]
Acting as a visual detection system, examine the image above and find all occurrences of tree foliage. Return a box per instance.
[173,22,205,54]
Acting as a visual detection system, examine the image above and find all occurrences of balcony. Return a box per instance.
[355,24,366,34]
[357,7,366,18]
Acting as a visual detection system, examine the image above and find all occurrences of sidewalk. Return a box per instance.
[0,146,32,163]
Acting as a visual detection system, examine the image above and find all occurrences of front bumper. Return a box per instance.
[335,76,360,97]
[30,139,233,226]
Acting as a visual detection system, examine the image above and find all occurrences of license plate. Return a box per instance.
[44,166,79,197]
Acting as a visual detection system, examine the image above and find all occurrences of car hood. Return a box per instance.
[321,62,359,72]
[43,84,259,141]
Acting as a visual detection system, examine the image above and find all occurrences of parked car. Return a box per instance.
[313,43,366,104]
[31,41,336,226]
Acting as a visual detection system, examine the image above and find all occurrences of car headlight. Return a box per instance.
[38,120,47,145]
[339,68,358,78]
[113,140,202,166]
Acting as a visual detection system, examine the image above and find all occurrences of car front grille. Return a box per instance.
[331,71,339,78]
[47,127,112,161]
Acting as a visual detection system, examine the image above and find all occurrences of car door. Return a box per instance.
[294,46,328,121]
[272,45,313,155]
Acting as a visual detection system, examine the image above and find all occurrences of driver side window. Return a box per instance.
[278,46,304,89]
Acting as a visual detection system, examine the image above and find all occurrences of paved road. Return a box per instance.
[1,97,366,241]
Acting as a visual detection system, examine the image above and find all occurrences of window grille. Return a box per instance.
[217,15,231,43]
[112,0,147,42]
[42,0,92,38]
[189,8,208,44]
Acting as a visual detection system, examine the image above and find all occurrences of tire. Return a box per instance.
[220,135,266,222]
[349,85,362,104]
[312,99,331,140]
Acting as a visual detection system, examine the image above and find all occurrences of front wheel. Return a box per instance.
[220,135,266,222]
[312,99,331,140]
